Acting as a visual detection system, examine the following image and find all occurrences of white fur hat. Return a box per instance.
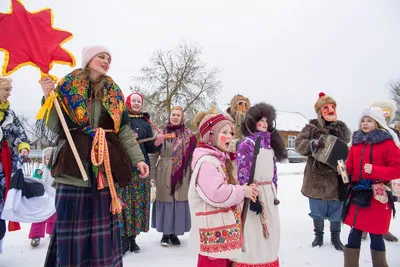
[360,107,400,147]
[370,100,397,123]
[81,45,112,69]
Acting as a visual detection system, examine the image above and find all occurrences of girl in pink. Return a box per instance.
[188,111,258,267]
[29,147,56,247]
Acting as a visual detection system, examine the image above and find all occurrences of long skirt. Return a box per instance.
[116,171,150,238]
[44,184,123,267]
[151,198,191,235]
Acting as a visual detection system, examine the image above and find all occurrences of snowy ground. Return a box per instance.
[1,163,399,267]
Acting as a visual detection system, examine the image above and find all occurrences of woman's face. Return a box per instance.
[216,124,234,152]
[130,94,143,112]
[256,117,268,132]
[88,53,111,76]
[0,86,12,103]
[360,116,377,133]
[169,109,183,125]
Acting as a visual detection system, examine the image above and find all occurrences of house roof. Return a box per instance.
[215,103,309,132]
[275,111,310,132]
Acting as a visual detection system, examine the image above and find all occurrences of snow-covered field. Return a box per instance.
[1,163,399,267]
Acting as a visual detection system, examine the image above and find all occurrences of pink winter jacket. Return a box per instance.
[191,146,245,207]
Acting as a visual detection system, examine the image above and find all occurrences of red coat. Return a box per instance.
[344,138,400,234]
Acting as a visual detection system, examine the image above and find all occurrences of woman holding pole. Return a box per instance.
[39,45,149,267]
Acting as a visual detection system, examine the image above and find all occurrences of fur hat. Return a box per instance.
[370,100,397,123]
[81,45,112,69]
[360,107,400,146]
[241,102,276,136]
[314,92,336,113]
[196,112,232,146]
[0,77,12,90]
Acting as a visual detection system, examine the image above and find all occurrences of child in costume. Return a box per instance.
[0,77,30,253]
[342,107,400,267]
[29,147,56,247]
[236,103,284,266]
[188,111,258,267]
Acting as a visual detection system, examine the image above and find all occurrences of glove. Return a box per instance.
[249,197,262,215]
[311,138,324,149]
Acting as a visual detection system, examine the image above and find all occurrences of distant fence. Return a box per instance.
[22,149,43,177]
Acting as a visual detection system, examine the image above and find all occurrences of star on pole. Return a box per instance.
[0,0,75,79]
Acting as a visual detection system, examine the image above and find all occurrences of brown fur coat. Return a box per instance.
[295,119,351,200]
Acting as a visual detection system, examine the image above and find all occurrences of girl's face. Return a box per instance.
[256,117,268,132]
[130,94,143,112]
[88,53,111,76]
[0,86,12,102]
[216,124,234,152]
[169,109,183,125]
[45,155,51,166]
[361,116,377,133]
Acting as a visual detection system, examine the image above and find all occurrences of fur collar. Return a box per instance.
[352,129,393,145]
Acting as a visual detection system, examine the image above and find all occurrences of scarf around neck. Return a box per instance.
[0,101,10,122]
[352,129,393,145]
[57,69,125,134]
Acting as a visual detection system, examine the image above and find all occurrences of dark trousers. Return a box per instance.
[347,228,385,251]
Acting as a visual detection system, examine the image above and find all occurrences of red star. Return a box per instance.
[0,0,75,76]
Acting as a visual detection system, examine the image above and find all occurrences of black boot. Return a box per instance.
[130,236,140,253]
[122,237,130,255]
[169,234,181,246]
[330,221,344,251]
[160,234,170,246]
[312,219,324,247]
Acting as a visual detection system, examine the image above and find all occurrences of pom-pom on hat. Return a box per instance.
[314,92,337,113]
[81,45,112,69]
[198,113,232,146]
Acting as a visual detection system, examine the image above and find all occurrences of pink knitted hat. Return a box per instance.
[81,45,112,69]
[199,114,232,146]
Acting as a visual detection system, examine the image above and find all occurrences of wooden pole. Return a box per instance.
[50,91,88,181]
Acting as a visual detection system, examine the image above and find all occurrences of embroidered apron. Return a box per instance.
[237,147,280,267]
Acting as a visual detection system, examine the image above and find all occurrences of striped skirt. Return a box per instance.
[44,184,123,267]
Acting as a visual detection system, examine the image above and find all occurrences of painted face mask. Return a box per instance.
[321,103,337,122]
[381,108,391,120]
[236,99,248,113]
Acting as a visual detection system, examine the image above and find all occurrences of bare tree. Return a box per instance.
[17,115,57,149]
[389,81,400,121]
[132,41,222,130]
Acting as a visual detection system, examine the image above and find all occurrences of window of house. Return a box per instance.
[288,135,296,148]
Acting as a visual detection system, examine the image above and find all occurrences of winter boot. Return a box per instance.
[160,234,170,246]
[122,237,130,255]
[361,231,368,240]
[371,249,389,267]
[312,219,324,247]
[331,221,344,251]
[344,246,360,267]
[169,234,181,246]
[382,231,398,242]
[130,236,140,253]
[30,238,40,247]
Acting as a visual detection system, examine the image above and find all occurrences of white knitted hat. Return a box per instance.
[360,107,400,146]
[81,45,112,69]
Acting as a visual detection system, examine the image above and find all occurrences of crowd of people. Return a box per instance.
[0,45,399,267]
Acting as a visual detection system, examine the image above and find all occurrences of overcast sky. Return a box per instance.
[1,0,399,131]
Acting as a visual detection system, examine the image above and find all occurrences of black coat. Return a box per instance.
[129,112,160,166]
